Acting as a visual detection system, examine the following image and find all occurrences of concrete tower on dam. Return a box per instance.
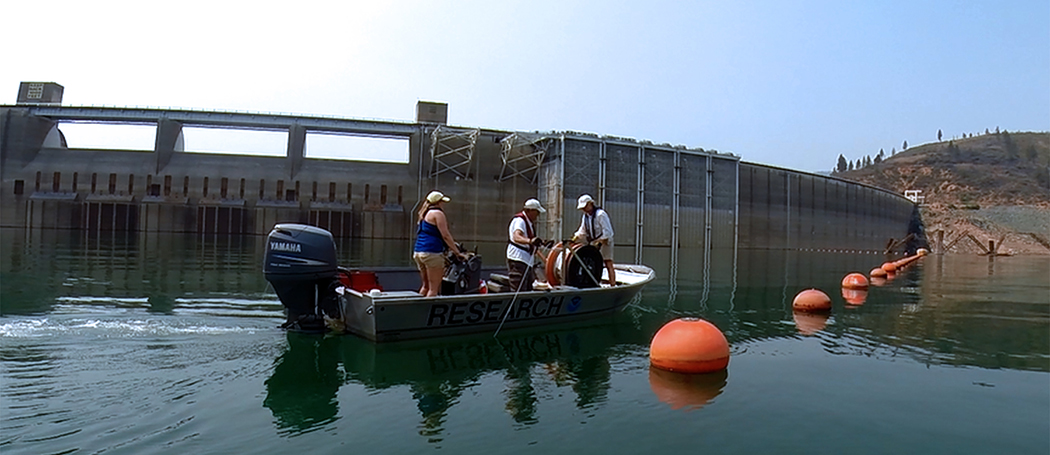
[1,94,920,266]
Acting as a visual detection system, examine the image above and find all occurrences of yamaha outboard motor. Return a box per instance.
[264,224,342,332]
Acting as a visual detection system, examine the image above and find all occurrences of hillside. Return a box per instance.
[835,131,1050,254]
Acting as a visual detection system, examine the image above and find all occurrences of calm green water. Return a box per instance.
[1,228,1048,454]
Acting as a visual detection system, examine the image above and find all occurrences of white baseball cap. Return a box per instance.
[523,198,546,213]
[576,194,594,210]
[426,191,451,204]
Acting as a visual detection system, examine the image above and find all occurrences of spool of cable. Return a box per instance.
[565,244,604,288]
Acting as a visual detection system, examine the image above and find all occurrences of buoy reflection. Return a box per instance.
[649,367,728,411]
[841,288,868,306]
[793,310,829,336]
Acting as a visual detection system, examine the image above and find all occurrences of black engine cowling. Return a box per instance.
[264,224,342,331]
[442,252,483,295]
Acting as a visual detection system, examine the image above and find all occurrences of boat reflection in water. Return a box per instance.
[263,320,655,435]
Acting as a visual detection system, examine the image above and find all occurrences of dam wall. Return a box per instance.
[1,105,919,269]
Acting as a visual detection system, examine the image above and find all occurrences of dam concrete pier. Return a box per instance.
[1,103,918,267]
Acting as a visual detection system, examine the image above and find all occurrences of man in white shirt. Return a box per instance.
[572,194,616,286]
[506,198,546,292]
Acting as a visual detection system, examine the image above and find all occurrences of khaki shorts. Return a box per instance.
[413,251,445,269]
[598,240,614,262]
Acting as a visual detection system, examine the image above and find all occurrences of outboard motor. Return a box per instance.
[264,224,342,332]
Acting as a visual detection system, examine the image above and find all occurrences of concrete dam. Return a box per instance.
[0,102,919,269]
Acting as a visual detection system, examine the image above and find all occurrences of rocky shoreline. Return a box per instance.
[920,204,1050,255]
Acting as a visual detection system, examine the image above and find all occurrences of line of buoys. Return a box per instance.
[792,289,832,312]
[650,318,730,374]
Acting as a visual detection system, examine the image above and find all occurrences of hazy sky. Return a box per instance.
[4,0,1048,172]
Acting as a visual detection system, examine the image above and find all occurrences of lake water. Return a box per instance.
[2,229,1048,454]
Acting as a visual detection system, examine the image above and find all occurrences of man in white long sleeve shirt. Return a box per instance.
[572,194,616,286]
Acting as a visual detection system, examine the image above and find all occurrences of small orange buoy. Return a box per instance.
[841,288,868,306]
[841,273,869,290]
[792,289,831,312]
[870,267,887,278]
[793,310,829,335]
[870,276,887,287]
[881,262,896,273]
[650,318,730,374]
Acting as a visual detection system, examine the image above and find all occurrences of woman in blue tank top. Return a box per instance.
[414,191,465,296]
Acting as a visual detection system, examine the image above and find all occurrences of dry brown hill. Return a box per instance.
[834,131,1050,254]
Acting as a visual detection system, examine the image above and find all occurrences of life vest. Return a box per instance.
[508,211,535,254]
[584,207,606,241]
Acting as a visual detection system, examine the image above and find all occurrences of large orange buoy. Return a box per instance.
[649,318,730,374]
[792,289,831,312]
[648,368,728,411]
[841,273,869,290]
[793,310,829,335]
[870,267,887,278]
[881,262,896,273]
[841,288,868,306]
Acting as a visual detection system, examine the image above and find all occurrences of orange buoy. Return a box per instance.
[881,262,896,273]
[649,318,730,374]
[870,276,887,287]
[841,273,869,290]
[792,289,831,312]
[793,310,829,335]
[870,267,887,278]
[649,367,728,411]
[841,288,868,306]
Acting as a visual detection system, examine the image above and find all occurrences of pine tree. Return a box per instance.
[902,140,907,150]
[848,161,854,171]
[836,155,848,172]
[938,129,943,141]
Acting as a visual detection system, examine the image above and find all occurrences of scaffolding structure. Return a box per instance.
[498,132,554,183]
[429,126,480,178]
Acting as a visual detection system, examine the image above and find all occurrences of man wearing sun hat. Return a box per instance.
[572,194,616,285]
[505,198,547,292]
